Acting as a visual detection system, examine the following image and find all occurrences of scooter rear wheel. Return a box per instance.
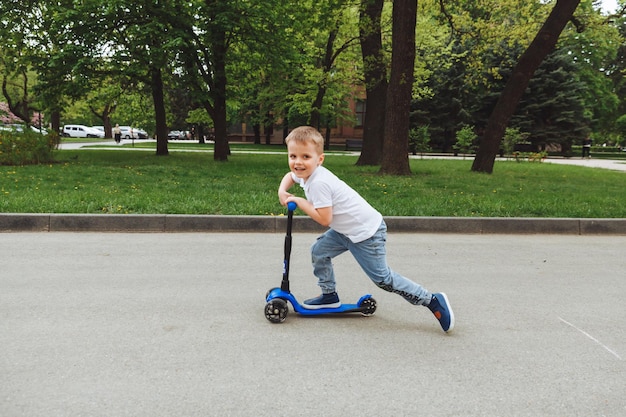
[265,298,288,323]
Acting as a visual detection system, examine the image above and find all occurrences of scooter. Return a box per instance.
[264,201,377,323]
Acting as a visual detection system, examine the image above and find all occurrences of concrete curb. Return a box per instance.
[1,213,625,234]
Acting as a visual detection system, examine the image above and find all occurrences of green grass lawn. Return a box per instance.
[1,146,625,217]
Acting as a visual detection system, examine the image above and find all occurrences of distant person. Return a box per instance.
[113,124,122,144]
[277,126,454,332]
[582,136,592,159]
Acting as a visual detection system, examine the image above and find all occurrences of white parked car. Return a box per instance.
[30,126,48,134]
[0,124,48,135]
[62,124,104,138]
[119,126,139,139]
[135,128,149,139]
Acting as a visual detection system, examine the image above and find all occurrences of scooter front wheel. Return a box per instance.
[359,297,377,316]
[264,298,288,323]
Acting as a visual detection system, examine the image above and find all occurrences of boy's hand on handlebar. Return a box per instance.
[278,190,294,206]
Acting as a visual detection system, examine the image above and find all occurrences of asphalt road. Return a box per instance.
[2,232,625,416]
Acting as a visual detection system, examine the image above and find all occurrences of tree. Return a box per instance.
[274,0,361,149]
[453,125,476,158]
[472,0,581,173]
[356,0,387,165]
[186,0,230,161]
[502,127,529,157]
[0,0,43,126]
[615,114,626,144]
[104,0,190,156]
[379,0,417,175]
[1,68,34,125]
[576,3,624,139]
[409,125,431,156]
[608,13,626,122]
[513,48,590,153]
[411,43,471,153]
[31,0,189,154]
[181,0,303,161]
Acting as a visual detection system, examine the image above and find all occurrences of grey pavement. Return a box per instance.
[1,231,625,416]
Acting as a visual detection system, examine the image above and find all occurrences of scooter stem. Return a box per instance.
[281,202,296,292]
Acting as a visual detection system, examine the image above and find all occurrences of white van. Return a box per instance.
[62,124,104,138]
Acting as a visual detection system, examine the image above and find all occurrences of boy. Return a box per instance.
[277,126,454,332]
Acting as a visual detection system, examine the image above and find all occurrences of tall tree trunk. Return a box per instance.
[357,0,387,166]
[253,123,261,144]
[472,0,581,173]
[310,28,338,138]
[151,66,169,156]
[212,28,230,161]
[379,0,416,175]
[264,114,273,145]
[2,71,31,124]
[89,103,114,138]
[50,109,61,134]
[309,86,326,133]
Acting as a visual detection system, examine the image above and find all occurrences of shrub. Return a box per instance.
[0,129,59,165]
[453,125,476,158]
[503,127,530,157]
[409,126,431,156]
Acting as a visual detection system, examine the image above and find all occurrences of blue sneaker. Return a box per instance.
[303,292,341,309]
[428,293,454,332]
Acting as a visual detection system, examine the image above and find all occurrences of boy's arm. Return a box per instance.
[277,172,333,226]
[299,204,332,227]
[278,172,296,206]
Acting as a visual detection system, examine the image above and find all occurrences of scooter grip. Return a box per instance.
[287,201,297,212]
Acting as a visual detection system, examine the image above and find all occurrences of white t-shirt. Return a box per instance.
[292,166,383,243]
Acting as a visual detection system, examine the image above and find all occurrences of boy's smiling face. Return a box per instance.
[287,140,324,182]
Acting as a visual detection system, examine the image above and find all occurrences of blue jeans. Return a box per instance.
[311,221,431,305]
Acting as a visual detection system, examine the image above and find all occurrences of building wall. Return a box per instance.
[228,88,366,146]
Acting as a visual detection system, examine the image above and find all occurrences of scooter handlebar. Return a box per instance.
[287,201,297,212]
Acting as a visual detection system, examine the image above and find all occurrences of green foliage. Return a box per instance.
[559,4,621,135]
[0,130,59,166]
[512,151,547,162]
[2,0,626,167]
[453,125,476,157]
[409,125,431,156]
[615,114,626,142]
[186,108,214,128]
[513,48,591,152]
[502,127,530,157]
[436,0,547,90]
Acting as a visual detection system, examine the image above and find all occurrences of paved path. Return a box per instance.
[418,154,626,172]
[58,139,626,172]
[540,156,626,172]
[2,232,625,416]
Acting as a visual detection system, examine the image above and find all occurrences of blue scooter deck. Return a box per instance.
[266,288,375,316]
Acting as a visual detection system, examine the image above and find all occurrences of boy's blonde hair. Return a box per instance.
[285,126,324,155]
